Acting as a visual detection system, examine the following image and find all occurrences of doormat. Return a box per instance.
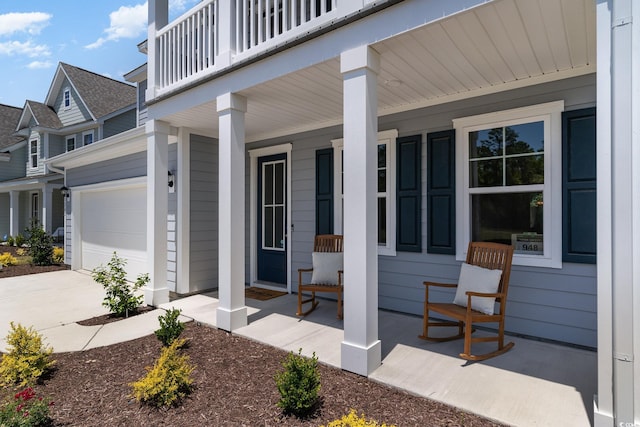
[245,287,287,301]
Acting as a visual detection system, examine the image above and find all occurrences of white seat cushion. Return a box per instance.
[453,262,502,315]
[310,252,343,285]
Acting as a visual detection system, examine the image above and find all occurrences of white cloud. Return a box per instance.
[0,40,51,57]
[0,12,51,37]
[27,60,53,69]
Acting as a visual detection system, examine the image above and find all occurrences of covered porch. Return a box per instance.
[163,291,597,427]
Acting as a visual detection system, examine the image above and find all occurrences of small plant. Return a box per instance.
[130,338,194,407]
[0,322,55,387]
[322,409,396,427]
[14,233,25,247]
[52,247,64,264]
[24,218,53,266]
[0,252,17,267]
[0,387,53,427]
[155,308,185,347]
[7,235,15,246]
[91,252,148,317]
[274,348,321,417]
[16,248,27,257]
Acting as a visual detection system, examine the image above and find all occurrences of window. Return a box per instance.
[83,131,94,146]
[454,101,563,268]
[66,136,76,152]
[332,129,398,256]
[261,159,286,251]
[64,89,70,108]
[30,140,38,168]
[31,193,39,221]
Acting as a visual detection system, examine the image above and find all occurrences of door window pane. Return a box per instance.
[262,159,286,251]
[378,197,386,245]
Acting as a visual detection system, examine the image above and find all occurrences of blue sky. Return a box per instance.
[0,0,199,107]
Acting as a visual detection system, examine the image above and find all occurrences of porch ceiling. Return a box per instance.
[161,0,595,142]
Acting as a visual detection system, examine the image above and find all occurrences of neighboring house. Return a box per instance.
[0,62,137,242]
[46,1,637,424]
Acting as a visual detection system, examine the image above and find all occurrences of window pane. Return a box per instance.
[471,192,543,253]
[378,144,386,168]
[275,206,284,249]
[506,155,544,186]
[264,164,273,205]
[264,207,274,248]
[378,169,386,193]
[470,159,503,187]
[275,162,284,204]
[505,122,544,155]
[469,128,503,159]
[378,197,386,245]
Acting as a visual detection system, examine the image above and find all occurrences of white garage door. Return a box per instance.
[81,186,147,280]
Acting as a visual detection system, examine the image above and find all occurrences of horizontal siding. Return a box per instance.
[103,111,137,139]
[66,151,146,187]
[56,80,92,127]
[49,135,65,158]
[189,134,218,292]
[0,146,26,181]
[247,74,597,348]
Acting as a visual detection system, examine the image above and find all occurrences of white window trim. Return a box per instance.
[63,89,71,109]
[82,130,94,147]
[453,101,564,268]
[66,135,76,152]
[332,128,398,257]
[29,139,38,169]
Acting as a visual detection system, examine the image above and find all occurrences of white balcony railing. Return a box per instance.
[152,0,369,95]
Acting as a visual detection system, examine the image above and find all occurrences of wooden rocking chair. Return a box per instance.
[297,234,344,319]
[419,241,515,361]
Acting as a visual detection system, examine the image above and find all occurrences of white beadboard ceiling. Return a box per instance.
[161,0,596,142]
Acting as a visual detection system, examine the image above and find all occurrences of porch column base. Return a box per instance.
[593,397,614,427]
[341,339,381,377]
[216,306,248,332]
[144,286,169,307]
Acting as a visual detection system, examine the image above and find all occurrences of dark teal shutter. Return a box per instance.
[396,135,422,252]
[316,148,333,235]
[427,130,455,254]
[563,108,596,263]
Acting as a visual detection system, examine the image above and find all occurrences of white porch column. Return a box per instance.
[340,45,381,376]
[176,128,191,295]
[9,191,19,237]
[216,93,248,332]
[41,184,53,233]
[594,0,639,426]
[146,0,168,101]
[145,119,170,306]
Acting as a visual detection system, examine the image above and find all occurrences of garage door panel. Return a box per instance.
[81,186,147,280]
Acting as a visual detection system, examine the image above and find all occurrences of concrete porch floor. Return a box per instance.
[162,292,597,427]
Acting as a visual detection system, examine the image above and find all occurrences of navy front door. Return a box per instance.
[257,154,287,284]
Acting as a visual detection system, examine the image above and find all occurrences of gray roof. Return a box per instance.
[26,101,63,129]
[0,104,22,150]
[60,63,136,119]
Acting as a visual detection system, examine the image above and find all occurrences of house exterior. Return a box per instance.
[46,0,638,425]
[0,63,137,244]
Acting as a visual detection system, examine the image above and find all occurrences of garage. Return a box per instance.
[79,185,147,280]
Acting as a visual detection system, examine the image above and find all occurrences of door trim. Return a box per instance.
[249,143,292,293]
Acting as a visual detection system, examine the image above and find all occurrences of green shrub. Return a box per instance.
[14,233,25,248]
[322,409,396,427]
[274,348,321,417]
[25,219,53,266]
[0,387,53,427]
[52,247,64,264]
[6,236,14,246]
[130,338,194,407]
[91,252,148,317]
[0,252,17,267]
[0,322,55,387]
[155,308,185,347]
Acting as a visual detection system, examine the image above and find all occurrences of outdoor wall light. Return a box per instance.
[168,171,175,188]
[60,186,70,199]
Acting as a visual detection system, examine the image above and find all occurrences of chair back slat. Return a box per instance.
[314,234,344,253]
[465,241,514,298]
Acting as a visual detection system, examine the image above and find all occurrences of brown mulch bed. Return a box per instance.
[0,245,69,278]
[76,306,155,326]
[0,255,504,426]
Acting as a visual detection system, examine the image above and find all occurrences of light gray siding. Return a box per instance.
[0,146,26,181]
[189,134,218,292]
[247,74,597,349]
[66,151,147,187]
[137,80,148,126]
[48,135,65,158]
[103,110,137,139]
[56,81,92,126]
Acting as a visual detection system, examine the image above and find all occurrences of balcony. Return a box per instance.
[148,0,394,99]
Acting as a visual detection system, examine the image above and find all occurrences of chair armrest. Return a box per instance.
[298,267,314,273]
[423,281,458,288]
[465,291,502,298]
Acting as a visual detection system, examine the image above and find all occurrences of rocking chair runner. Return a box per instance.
[419,241,515,361]
[297,234,344,319]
